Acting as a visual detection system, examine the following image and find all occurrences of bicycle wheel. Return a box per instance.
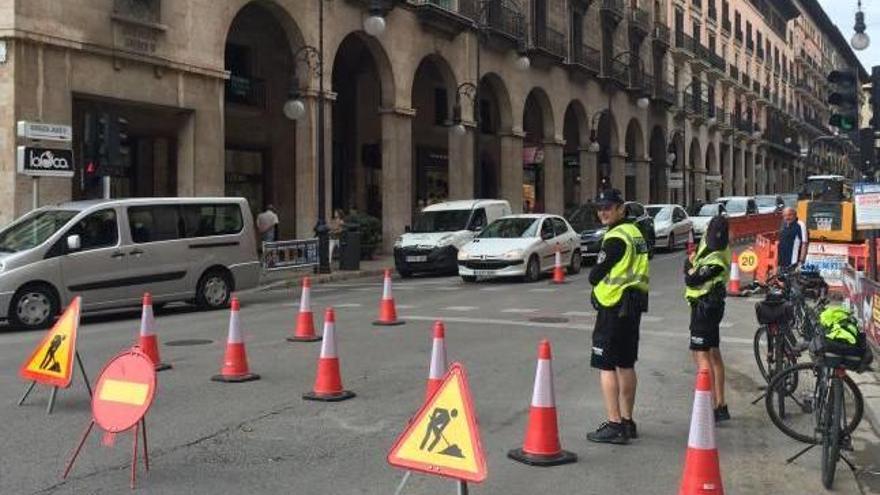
[821,378,843,489]
[766,363,865,444]
[754,326,772,382]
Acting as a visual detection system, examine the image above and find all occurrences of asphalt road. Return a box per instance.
[0,250,878,494]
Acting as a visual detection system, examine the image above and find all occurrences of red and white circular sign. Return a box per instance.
[92,348,157,433]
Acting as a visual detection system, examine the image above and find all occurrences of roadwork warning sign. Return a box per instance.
[387,363,487,483]
[19,297,81,388]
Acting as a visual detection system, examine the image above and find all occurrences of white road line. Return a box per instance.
[642,315,665,323]
[396,304,417,309]
[501,308,538,314]
[720,321,734,329]
[528,288,558,293]
[332,303,363,308]
[401,315,752,345]
[563,311,596,317]
[442,306,479,312]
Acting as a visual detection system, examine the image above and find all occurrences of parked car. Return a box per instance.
[715,196,758,217]
[646,204,693,250]
[566,201,655,261]
[755,194,785,214]
[780,194,799,209]
[691,203,727,240]
[0,198,261,329]
[393,200,511,277]
[457,214,580,282]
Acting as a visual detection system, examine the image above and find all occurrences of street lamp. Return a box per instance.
[284,1,331,274]
[363,0,393,37]
[852,0,870,51]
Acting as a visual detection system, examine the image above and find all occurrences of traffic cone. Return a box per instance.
[508,340,577,466]
[551,250,567,284]
[687,230,696,255]
[137,293,171,371]
[303,308,355,402]
[727,256,741,296]
[211,297,260,383]
[287,277,321,342]
[425,321,448,401]
[373,269,404,326]
[679,368,724,495]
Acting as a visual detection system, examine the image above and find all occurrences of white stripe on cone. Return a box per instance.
[227,307,243,344]
[382,273,393,300]
[300,282,312,312]
[319,314,338,358]
[531,358,555,408]
[139,300,156,337]
[554,250,561,268]
[730,261,739,280]
[429,336,447,380]
[687,390,716,450]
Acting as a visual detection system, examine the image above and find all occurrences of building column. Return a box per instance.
[693,170,706,203]
[543,140,564,214]
[611,154,626,194]
[746,145,757,196]
[734,144,745,195]
[448,124,475,200]
[723,141,734,196]
[294,93,331,239]
[500,131,525,213]
[380,107,415,253]
[580,148,598,204]
[635,158,650,204]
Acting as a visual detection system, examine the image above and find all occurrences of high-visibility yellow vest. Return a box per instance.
[684,238,731,302]
[593,222,650,308]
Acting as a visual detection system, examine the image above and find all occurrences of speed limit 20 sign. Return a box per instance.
[737,250,759,273]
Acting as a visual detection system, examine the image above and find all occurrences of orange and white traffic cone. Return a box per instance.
[687,229,696,255]
[508,340,577,466]
[137,293,171,371]
[373,269,404,326]
[211,297,260,383]
[425,321,448,401]
[551,250,567,285]
[679,368,724,495]
[303,308,355,402]
[727,256,741,296]
[288,277,321,342]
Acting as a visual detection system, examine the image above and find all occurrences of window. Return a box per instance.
[734,11,741,38]
[180,204,244,237]
[70,209,119,251]
[468,208,487,231]
[540,220,555,239]
[551,218,569,235]
[128,206,181,243]
[625,202,645,218]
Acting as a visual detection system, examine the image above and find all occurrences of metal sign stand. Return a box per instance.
[63,417,149,489]
[392,473,468,495]
[17,350,92,414]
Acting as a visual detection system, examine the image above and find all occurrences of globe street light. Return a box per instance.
[363,0,390,37]
[852,1,870,51]
[636,96,650,109]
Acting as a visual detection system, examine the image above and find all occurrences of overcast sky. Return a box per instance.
[819,0,880,69]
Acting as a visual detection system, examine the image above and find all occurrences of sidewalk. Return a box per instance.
[254,255,395,292]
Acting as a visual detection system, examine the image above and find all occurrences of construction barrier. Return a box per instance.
[842,266,880,353]
[754,233,778,285]
[728,212,782,245]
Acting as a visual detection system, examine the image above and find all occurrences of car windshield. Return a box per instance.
[566,204,602,231]
[0,209,78,253]
[646,206,670,221]
[412,210,471,233]
[478,218,540,239]
[756,196,778,207]
[696,204,721,216]
[781,195,798,208]
[721,199,747,214]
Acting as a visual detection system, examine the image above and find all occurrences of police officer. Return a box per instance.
[684,215,731,422]
[587,189,650,444]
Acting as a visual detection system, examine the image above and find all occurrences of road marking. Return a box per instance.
[563,311,596,317]
[442,306,478,312]
[333,303,363,308]
[642,315,664,323]
[355,287,376,292]
[720,321,734,328]
[501,308,538,314]
[402,315,752,345]
[396,304,417,310]
[479,287,509,292]
[528,288,557,293]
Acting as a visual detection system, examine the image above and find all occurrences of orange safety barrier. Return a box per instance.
[754,232,778,285]
[728,213,782,244]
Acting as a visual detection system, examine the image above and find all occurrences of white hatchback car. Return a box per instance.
[646,204,693,250]
[457,214,581,282]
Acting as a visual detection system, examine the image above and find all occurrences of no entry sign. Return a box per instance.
[93,349,157,433]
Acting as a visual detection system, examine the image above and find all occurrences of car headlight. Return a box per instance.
[502,249,525,260]
[457,250,469,261]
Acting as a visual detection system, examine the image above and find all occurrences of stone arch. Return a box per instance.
[473,72,513,199]
[479,72,514,133]
[649,126,667,204]
[624,118,645,200]
[329,31,397,109]
[563,100,589,209]
[523,87,556,141]
[596,110,619,189]
[522,88,556,212]
[221,0,305,63]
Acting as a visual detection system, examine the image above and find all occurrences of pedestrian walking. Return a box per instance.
[684,215,731,422]
[256,204,279,243]
[586,189,650,444]
[777,207,807,270]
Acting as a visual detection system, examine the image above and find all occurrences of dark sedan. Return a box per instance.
[566,201,656,262]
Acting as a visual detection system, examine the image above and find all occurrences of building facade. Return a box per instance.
[0,0,866,250]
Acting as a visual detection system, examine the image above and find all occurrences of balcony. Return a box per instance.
[654,80,676,106]
[729,65,739,80]
[628,7,651,39]
[652,23,670,50]
[225,76,266,109]
[675,32,697,54]
[481,0,526,43]
[600,0,624,27]
[756,47,764,60]
[568,43,601,74]
[709,52,725,71]
[530,25,567,64]
[721,18,731,34]
[413,0,473,36]
[745,39,754,53]
[734,30,743,44]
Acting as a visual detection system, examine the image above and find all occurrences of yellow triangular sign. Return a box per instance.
[19,297,81,388]
[387,363,487,483]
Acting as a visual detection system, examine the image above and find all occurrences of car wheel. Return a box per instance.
[461,275,477,283]
[568,250,582,274]
[10,283,59,330]
[523,255,540,283]
[398,269,413,279]
[196,269,233,310]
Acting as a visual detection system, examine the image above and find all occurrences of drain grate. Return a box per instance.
[528,316,570,324]
[165,339,214,347]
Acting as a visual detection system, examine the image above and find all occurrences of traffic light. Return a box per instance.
[827,69,859,132]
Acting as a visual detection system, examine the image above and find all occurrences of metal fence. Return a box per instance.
[262,238,319,272]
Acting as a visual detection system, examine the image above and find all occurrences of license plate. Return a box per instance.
[474,270,495,277]
[406,255,427,263]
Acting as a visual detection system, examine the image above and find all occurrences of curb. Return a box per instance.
[252,267,392,293]
[851,372,880,437]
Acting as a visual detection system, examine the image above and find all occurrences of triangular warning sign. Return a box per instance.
[387,363,487,483]
[19,297,81,388]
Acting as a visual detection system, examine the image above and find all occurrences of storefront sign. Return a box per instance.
[17,146,74,178]
[853,182,880,230]
[17,121,72,142]
[668,171,683,189]
[804,242,849,288]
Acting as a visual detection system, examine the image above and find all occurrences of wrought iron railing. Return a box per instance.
[483,0,525,40]
[571,44,601,72]
[629,7,651,32]
[653,23,670,44]
[533,25,566,58]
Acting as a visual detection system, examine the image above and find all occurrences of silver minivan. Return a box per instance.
[0,197,261,329]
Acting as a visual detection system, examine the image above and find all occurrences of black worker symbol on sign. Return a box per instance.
[39,335,66,373]
[419,407,464,458]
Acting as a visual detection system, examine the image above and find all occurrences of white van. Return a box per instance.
[393,200,512,277]
[0,197,260,329]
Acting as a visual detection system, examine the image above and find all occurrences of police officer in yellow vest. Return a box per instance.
[587,189,650,444]
[684,215,731,422]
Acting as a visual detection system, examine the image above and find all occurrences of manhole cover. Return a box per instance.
[165,339,213,347]
[528,317,569,324]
